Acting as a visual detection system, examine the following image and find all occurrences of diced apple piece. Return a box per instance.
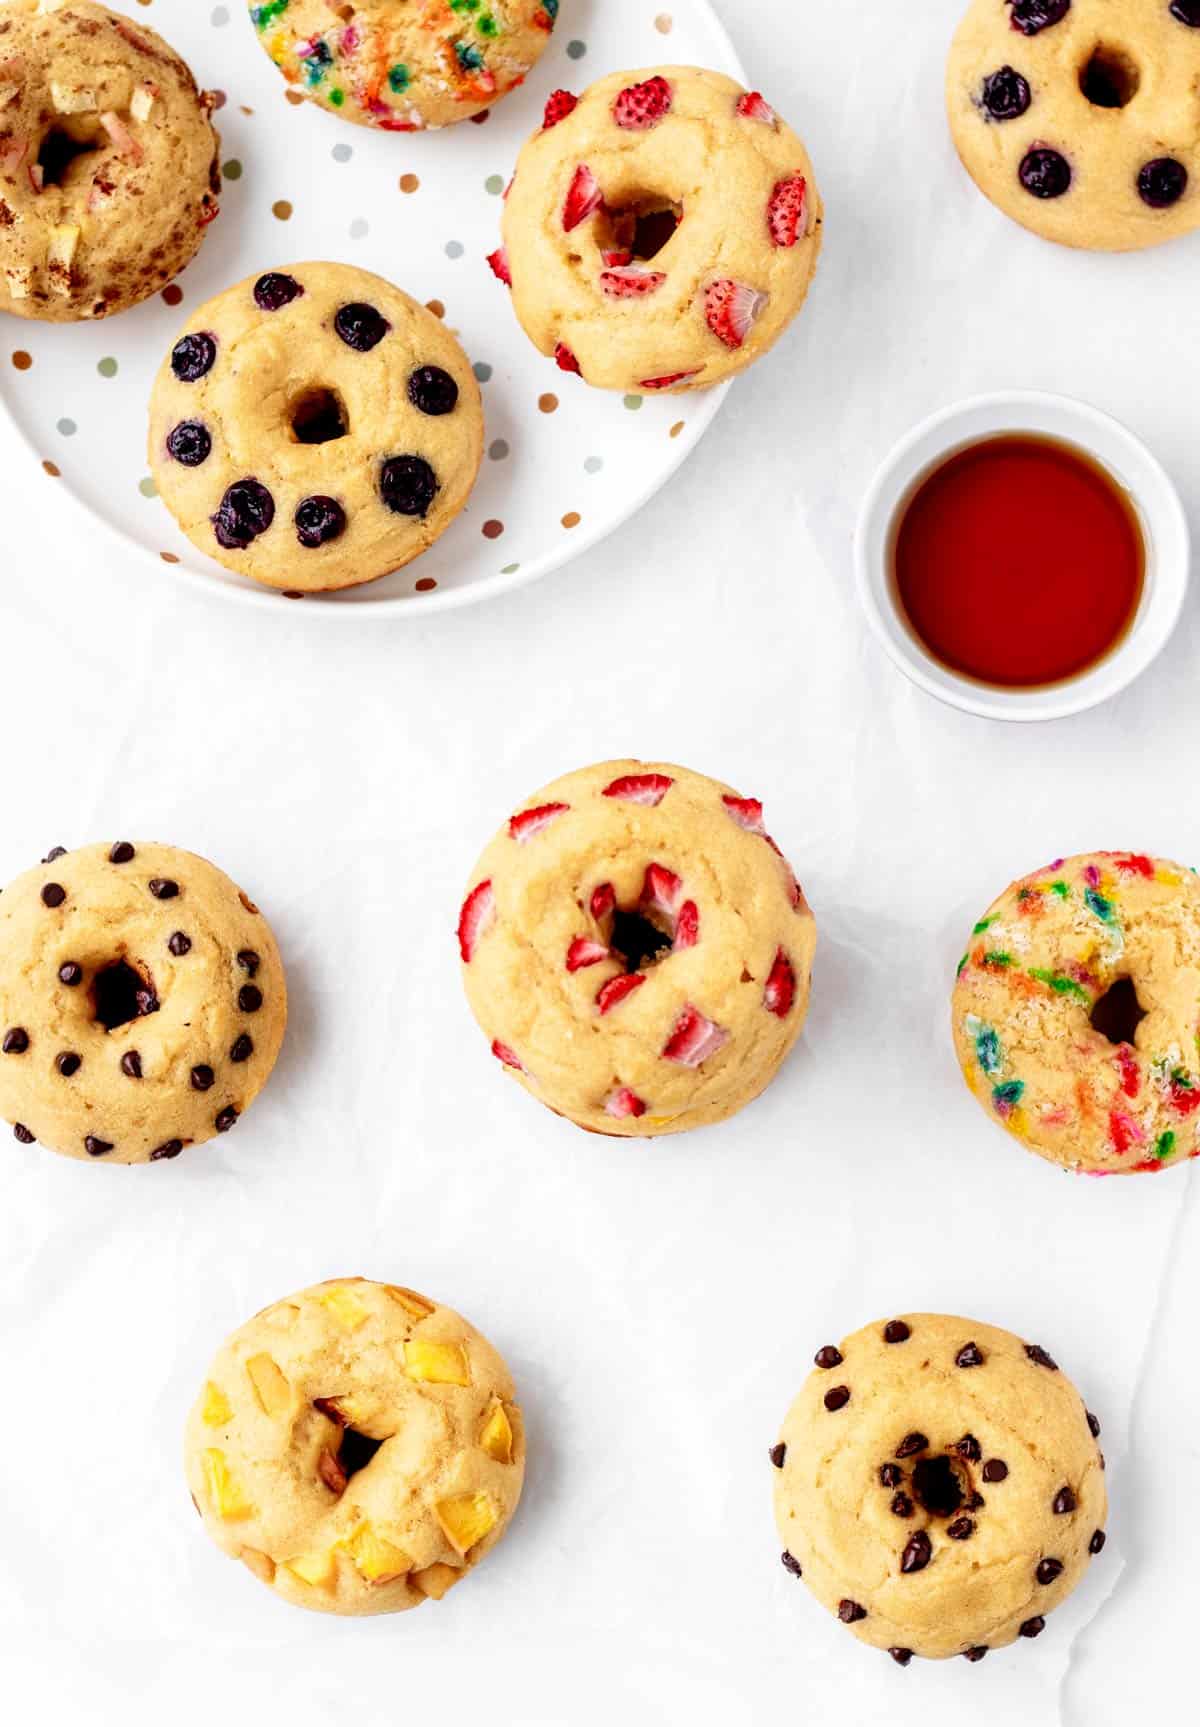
[201,1381,232,1426]
[240,1547,275,1585]
[50,84,97,113]
[130,82,157,123]
[46,223,78,292]
[342,1522,412,1585]
[435,1491,499,1555]
[0,86,20,111]
[3,266,31,300]
[479,1401,514,1465]
[283,1549,336,1589]
[384,1284,435,1321]
[38,2,68,14]
[203,1449,252,1521]
[319,1285,370,1330]
[411,1562,462,1600]
[245,1352,291,1417]
[404,1339,471,1387]
[99,110,143,164]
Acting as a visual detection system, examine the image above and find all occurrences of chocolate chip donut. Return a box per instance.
[148,262,483,592]
[773,1314,1107,1664]
[494,67,824,393]
[0,841,286,1163]
[184,1277,525,1616]
[953,851,1200,1176]
[458,760,817,1136]
[0,0,220,320]
[947,1,1200,251]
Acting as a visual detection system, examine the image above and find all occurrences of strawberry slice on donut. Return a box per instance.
[641,863,682,918]
[509,802,570,843]
[764,949,796,1017]
[723,795,766,834]
[590,882,616,921]
[458,880,495,962]
[703,279,768,350]
[639,370,703,390]
[613,75,672,130]
[736,90,779,126]
[662,1005,729,1067]
[767,173,808,248]
[597,974,646,1015]
[543,89,578,129]
[603,773,674,806]
[674,901,700,951]
[487,246,512,287]
[554,342,582,375]
[567,937,610,972]
[605,1086,648,1119]
[600,264,667,298]
[563,163,603,231]
[491,1040,524,1072]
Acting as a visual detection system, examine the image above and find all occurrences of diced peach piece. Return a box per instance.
[283,1549,337,1589]
[203,1449,252,1521]
[404,1339,471,1387]
[411,1562,462,1600]
[240,1547,275,1585]
[246,1352,291,1416]
[479,1401,514,1465]
[384,1284,436,1320]
[201,1381,232,1426]
[342,1522,412,1585]
[436,1491,499,1554]
[319,1285,370,1330]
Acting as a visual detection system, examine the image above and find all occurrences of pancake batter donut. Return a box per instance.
[0,840,286,1164]
[184,1277,525,1616]
[148,262,483,592]
[772,1313,1107,1664]
[494,67,824,393]
[946,1,1200,251]
[457,760,817,1137]
[953,851,1200,1176]
[0,0,220,321]
[245,0,559,131]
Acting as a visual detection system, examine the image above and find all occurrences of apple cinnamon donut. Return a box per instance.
[457,760,817,1137]
[0,840,286,1164]
[184,1277,525,1616]
[0,0,220,321]
[953,851,1200,1175]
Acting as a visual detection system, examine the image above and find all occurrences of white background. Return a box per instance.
[1,3,1197,1724]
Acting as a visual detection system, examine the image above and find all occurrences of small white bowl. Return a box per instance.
[853,391,1190,722]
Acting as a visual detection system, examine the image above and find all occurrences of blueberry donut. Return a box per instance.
[246,0,558,131]
[457,760,817,1136]
[148,262,483,592]
[0,0,220,321]
[953,851,1200,1176]
[773,1314,1107,1664]
[0,841,286,1164]
[947,1,1200,251]
[184,1277,525,1616]
[494,67,824,393]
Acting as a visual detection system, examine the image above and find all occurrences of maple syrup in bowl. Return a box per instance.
[854,392,1189,722]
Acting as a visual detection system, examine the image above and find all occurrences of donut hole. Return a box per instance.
[337,1425,385,1481]
[92,959,159,1032]
[37,123,102,190]
[289,387,349,446]
[611,908,673,973]
[1079,46,1141,110]
[911,1455,965,1520]
[1089,975,1147,1046]
[598,199,682,264]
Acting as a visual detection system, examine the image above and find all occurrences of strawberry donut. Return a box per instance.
[457,761,817,1137]
[246,0,559,131]
[953,851,1200,1176]
[494,67,824,393]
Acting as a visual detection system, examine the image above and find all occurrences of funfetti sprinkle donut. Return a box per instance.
[946,0,1200,252]
[185,1278,525,1616]
[458,760,817,1138]
[953,851,1200,1175]
[773,1313,1107,1664]
[245,0,559,131]
[0,841,286,1164]
[494,67,824,393]
[0,0,221,321]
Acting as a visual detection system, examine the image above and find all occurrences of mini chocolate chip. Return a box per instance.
[84,1135,113,1157]
[956,1434,982,1462]
[901,1531,932,1574]
[334,301,390,351]
[43,846,67,862]
[780,1550,802,1577]
[1053,1487,1076,1515]
[1025,1343,1059,1371]
[1020,1616,1046,1639]
[769,1443,786,1469]
[190,1064,215,1092]
[824,1386,850,1412]
[962,1646,988,1663]
[888,1647,913,1667]
[108,842,135,863]
[955,1341,984,1368]
[230,1033,253,1063]
[883,1320,911,1344]
[41,882,65,907]
[1036,1558,1064,1585]
[891,1493,914,1519]
[895,1432,928,1458]
[149,878,179,900]
[121,1051,142,1079]
[408,364,459,415]
[13,1123,34,1143]
[215,1105,238,1132]
[237,949,261,977]
[1089,1529,1106,1555]
[58,961,83,986]
[168,932,192,957]
[380,453,438,518]
[838,1600,867,1624]
[56,1052,81,1076]
[254,271,304,311]
[947,1517,975,1541]
[982,1459,1009,1483]
[150,1138,183,1161]
[2,1028,29,1054]
[238,984,263,1013]
[880,1463,903,1488]
[1087,1411,1101,1438]
[171,332,217,382]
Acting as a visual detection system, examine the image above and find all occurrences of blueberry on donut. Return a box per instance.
[457,760,817,1136]
[953,852,1200,1175]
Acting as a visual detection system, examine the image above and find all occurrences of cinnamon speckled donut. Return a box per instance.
[457,760,816,1137]
[953,851,1200,1175]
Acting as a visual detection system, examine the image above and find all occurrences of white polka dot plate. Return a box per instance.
[0,0,743,615]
